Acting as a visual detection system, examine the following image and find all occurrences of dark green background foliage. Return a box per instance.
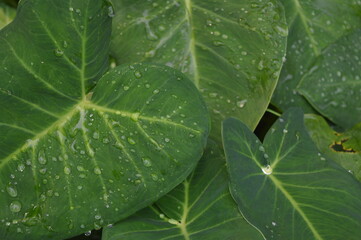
[0,0,360,239]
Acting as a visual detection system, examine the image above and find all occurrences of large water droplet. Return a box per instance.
[6,186,18,197]
[10,201,22,213]
[261,165,273,175]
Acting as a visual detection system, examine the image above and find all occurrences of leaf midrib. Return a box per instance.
[292,0,321,56]
[184,0,200,88]
[268,174,324,240]
[0,100,201,169]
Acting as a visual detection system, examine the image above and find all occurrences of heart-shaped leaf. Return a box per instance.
[0,1,209,239]
[223,109,361,240]
[272,0,361,113]
[110,0,287,139]
[298,29,361,129]
[0,2,15,29]
[305,114,361,182]
[102,141,263,240]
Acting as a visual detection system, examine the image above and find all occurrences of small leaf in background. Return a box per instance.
[298,29,361,129]
[110,0,287,139]
[272,0,361,113]
[223,109,361,240]
[102,141,263,240]
[305,114,361,181]
[0,2,15,29]
[0,0,209,239]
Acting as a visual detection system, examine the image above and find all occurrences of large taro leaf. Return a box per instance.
[305,114,361,182]
[110,0,287,139]
[102,141,263,240]
[272,0,361,113]
[298,29,361,129]
[223,109,361,240]
[0,2,15,29]
[0,0,210,239]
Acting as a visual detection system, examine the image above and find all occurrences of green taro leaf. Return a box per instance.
[305,114,361,182]
[102,141,263,240]
[223,109,361,240]
[0,2,15,29]
[298,29,361,129]
[110,0,287,138]
[272,0,361,113]
[0,0,210,239]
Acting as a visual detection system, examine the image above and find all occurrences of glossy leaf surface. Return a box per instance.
[305,114,361,182]
[0,2,15,29]
[0,1,209,239]
[102,142,263,240]
[111,0,287,138]
[272,0,361,113]
[299,29,361,128]
[223,109,361,240]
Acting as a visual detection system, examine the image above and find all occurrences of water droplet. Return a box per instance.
[261,165,273,175]
[92,132,100,140]
[63,41,68,48]
[64,167,71,175]
[108,6,115,17]
[134,71,142,78]
[10,201,22,213]
[213,40,224,46]
[127,137,136,145]
[283,129,288,134]
[237,99,248,108]
[123,86,130,91]
[77,166,85,172]
[275,24,288,37]
[153,89,160,94]
[272,221,277,226]
[131,112,140,122]
[168,219,179,225]
[151,173,159,181]
[54,49,64,57]
[17,164,25,172]
[38,150,47,165]
[94,167,102,175]
[259,146,265,152]
[6,186,18,197]
[164,138,170,143]
[142,158,152,167]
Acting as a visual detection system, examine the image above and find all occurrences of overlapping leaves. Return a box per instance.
[111,0,287,138]
[0,1,209,239]
[223,109,361,240]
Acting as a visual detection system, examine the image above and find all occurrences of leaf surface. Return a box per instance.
[305,114,361,181]
[0,1,209,239]
[102,141,263,240]
[223,109,361,240]
[298,30,361,128]
[272,0,361,113]
[110,0,287,138]
[0,2,15,29]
